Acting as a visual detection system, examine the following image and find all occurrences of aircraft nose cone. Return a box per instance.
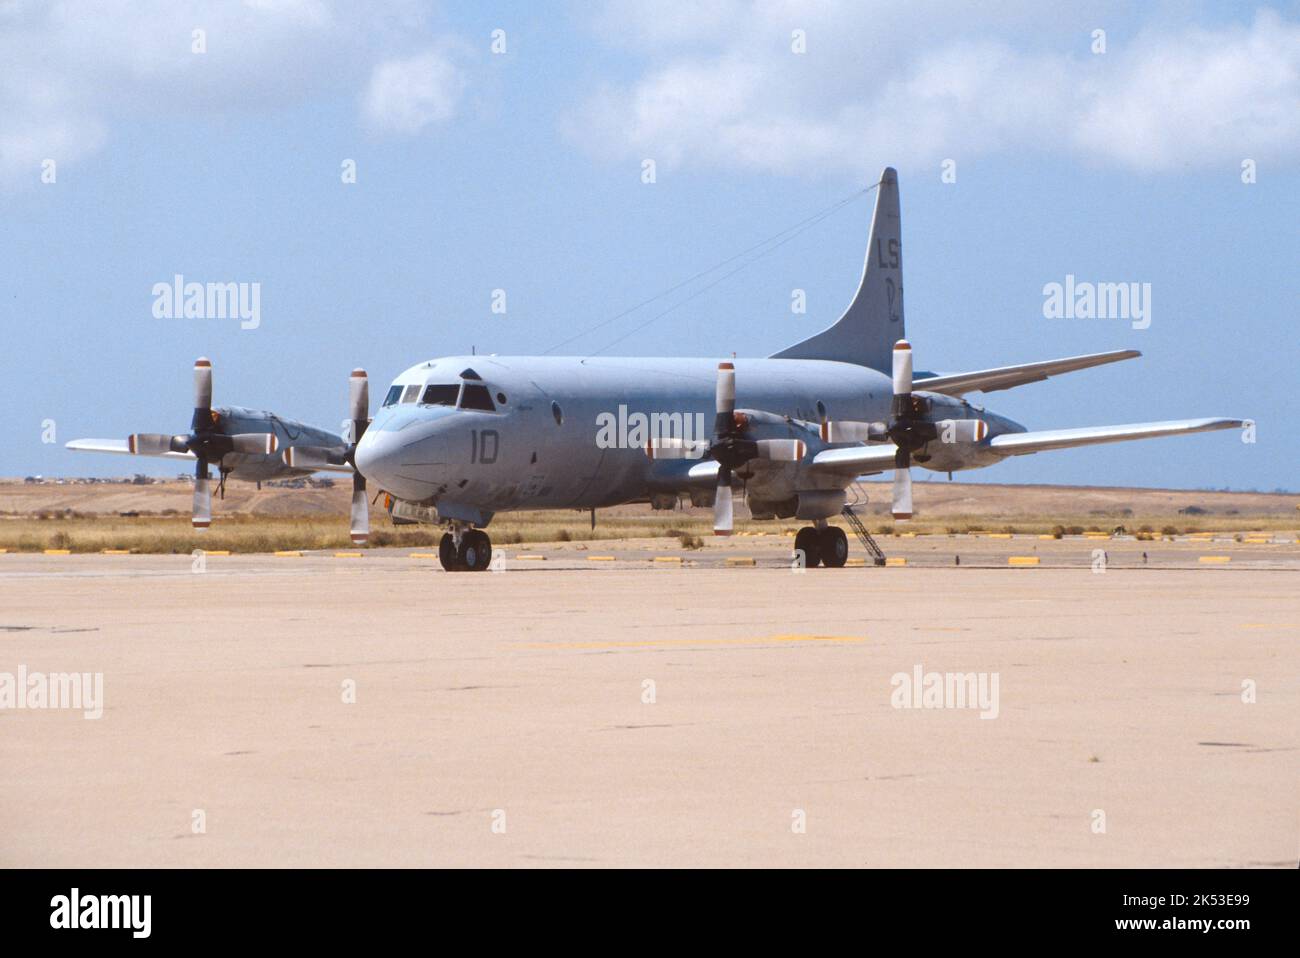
[353,429,393,485]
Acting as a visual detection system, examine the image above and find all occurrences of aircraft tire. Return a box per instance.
[459,530,492,572]
[819,526,849,567]
[439,533,462,571]
[794,526,822,568]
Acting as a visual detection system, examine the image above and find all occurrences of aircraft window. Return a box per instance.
[421,384,461,406]
[551,401,563,425]
[382,385,402,407]
[401,384,421,404]
[496,392,507,405]
[458,384,495,411]
[816,400,826,420]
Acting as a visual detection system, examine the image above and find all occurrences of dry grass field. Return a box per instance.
[1,478,1295,553]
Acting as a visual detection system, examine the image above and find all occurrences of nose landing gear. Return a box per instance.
[792,522,849,568]
[439,523,493,572]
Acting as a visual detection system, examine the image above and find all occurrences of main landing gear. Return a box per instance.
[792,522,848,568]
[439,522,493,572]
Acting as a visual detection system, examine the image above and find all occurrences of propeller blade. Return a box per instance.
[349,368,369,442]
[937,419,989,444]
[191,357,213,432]
[347,369,371,546]
[228,433,279,455]
[644,437,709,460]
[754,438,806,462]
[713,468,734,535]
[714,361,736,436]
[819,420,888,443]
[127,433,182,455]
[891,447,912,520]
[350,487,369,545]
[892,340,912,398]
[283,445,346,470]
[193,458,211,529]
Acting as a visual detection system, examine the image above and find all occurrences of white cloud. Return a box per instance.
[362,48,467,135]
[566,4,1300,176]
[0,0,461,187]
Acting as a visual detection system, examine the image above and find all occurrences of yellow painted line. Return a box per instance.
[1198,556,1231,563]
[1008,556,1040,566]
[101,549,131,555]
[885,557,907,567]
[519,633,865,651]
[274,551,303,557]
[1038,534,1056,540]
[844,557,865,567]
[726,556,756,566]
[899,532,917,538]
[987,533,1012,539]
[653,556,682,563]
[586,556,616,562]
[43,549,71,555]
[203,550,231,556]
[408,552,438,559]
[514,554,546,561]
[1243,537,1271,544]
[0,548,8,554]
[334,552,363,558]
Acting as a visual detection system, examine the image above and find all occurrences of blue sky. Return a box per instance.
[1,1,1296,490]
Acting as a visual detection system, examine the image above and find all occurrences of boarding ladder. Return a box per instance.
[841,504,886,566]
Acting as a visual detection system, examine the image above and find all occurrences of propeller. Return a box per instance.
[884,341,987,520]
[644,362,805,535]
[277,369,370,544]
[346,369,370,545]
[126,357,278,530]
[887,341,921,519]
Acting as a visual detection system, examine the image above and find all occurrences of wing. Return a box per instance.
[914,349,1140,396]
[65,438,196,460]
[988,418,1244,456]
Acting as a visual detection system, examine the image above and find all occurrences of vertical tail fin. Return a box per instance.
[771,166,903,372]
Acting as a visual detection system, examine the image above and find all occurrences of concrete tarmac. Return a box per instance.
[1,538,1296,867]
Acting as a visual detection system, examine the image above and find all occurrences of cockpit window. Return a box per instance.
[382,385,403,407]
[421,384,461,406]
[400,384,421,404]
[458,384,495,411]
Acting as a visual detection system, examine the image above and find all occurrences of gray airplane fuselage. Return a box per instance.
[354,355,1022,524]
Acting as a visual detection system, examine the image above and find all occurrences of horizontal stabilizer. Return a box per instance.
[988,418,1244,456]
[914,349,1140,396]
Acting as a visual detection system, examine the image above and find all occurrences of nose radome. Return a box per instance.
[353,429,392,484]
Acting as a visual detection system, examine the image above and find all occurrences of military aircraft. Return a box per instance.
[70,167,1243,569]
[347,168,1243,571]
[66,358,369,540]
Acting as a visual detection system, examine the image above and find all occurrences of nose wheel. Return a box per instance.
[792,525,849,568]
[439,527,493,572]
